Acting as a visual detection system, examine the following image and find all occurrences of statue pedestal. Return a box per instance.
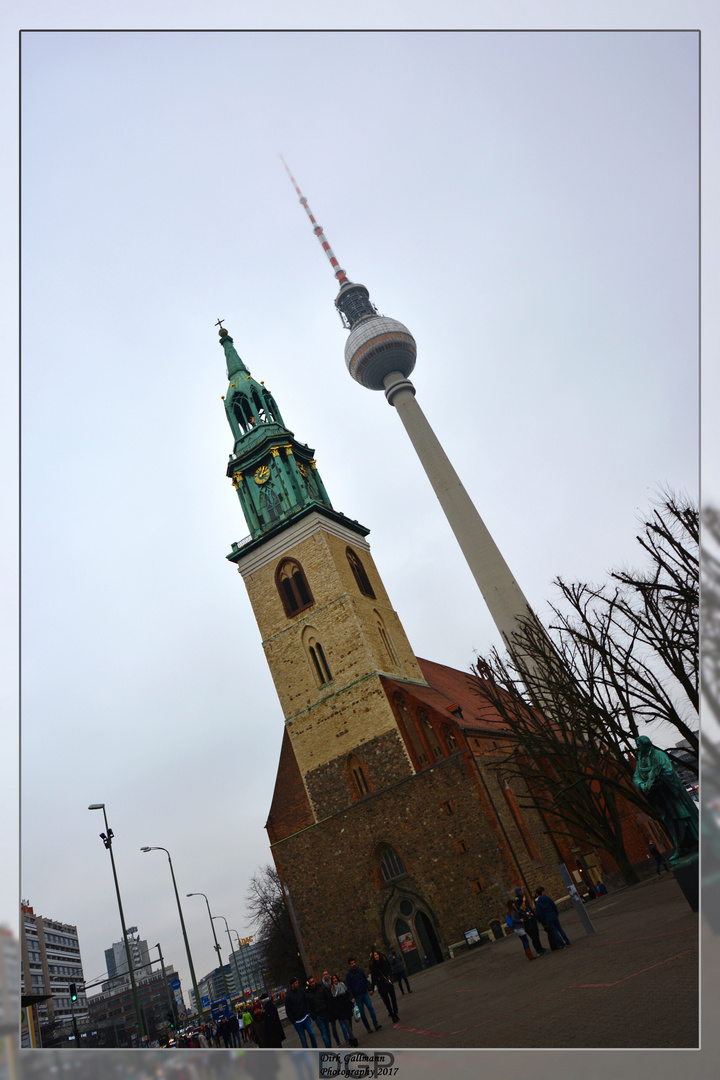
[672,853,699,912]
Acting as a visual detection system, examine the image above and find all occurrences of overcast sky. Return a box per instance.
[4,2,716,1013]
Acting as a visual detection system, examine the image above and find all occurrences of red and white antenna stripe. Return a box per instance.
[280,154,348,285]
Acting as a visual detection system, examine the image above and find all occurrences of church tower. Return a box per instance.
[220,325,427,819]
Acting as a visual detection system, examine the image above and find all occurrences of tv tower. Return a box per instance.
[281,158,536,651]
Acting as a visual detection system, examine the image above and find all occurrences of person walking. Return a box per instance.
[534,887,571,948]
[329,974,358,1047]
[260,993,286,1049]
[306,974,333,1048]
[284,975,318,1048]
[388,947,412,995]
[513,888,547,957]
[369,950,400,1023]
[241,1005,253,1042]
[505,900,536,960]
[649,841,670,874]
[345,957,382,1033]
[249,1001,267,1047]
[228,1010,241,1048]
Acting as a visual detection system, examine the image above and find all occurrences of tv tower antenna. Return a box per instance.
[280,155,348,286]
[281,158,539,655]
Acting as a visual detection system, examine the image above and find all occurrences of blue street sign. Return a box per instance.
[171,978,181,990]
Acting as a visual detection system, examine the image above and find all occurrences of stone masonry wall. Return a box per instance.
[271,753,561,978]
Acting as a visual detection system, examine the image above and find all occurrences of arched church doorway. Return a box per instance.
[415,910,443,967]
[385,894,444,973]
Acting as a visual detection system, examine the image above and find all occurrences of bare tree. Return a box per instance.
[245,865,300,987]
[473,625,652,885]
[550,494,698,770]
[472,494,699,885]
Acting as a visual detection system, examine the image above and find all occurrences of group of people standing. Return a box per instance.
[178,995,286,1049]
[284,948,413,1049]
[505,885,572,960]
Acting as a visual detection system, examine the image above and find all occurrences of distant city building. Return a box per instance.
[190,964,234,1011]
[668,739,699,796]
[87,965,181,1048]
[20,902,88,1030]
[229,939,268,997]
[103,929,152,990]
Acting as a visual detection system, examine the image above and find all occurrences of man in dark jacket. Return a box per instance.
[535,887,571,949]
[388,947,411,994]
[284,976,318,1048]
[345,957,382,1033]
[306,975,332,1048]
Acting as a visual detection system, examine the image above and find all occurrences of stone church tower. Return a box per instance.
[218,325,617,976]
[220,324,424,818]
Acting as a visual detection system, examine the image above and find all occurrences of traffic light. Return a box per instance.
[166,1011,174,1029]
[69,984,77,1002]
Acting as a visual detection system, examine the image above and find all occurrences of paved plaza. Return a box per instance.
[336,874,698,1050]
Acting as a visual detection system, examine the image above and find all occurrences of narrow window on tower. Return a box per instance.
[501,780,543,864]
[418,710,444,760]
[441,724,459,752]
[347,753,371,799]
[276,559,314,617]
[346,547,376,598]
[375,611,399,667]
[394,694,429,769]
[303,627,333,687]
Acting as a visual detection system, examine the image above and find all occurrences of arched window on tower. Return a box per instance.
[394,695,429,769]
[501,780,542,864]
[441,724,459,753]
[418,710,444,761]
[276,559,314,618]
[375,844,407,885]
[346,548,376,598]
[347,753,371,800]
[374,611,399,667]
[302,627,333,687]
[233,398,258,435]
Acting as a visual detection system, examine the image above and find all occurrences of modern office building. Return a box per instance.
[19,902,88,1029]
[87,965,181,1048]
[103,928,152,990]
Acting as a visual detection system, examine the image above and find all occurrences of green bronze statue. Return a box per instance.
[633,735,698,865]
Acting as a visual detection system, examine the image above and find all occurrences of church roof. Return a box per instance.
[266,656,522,844]
[265,728,314,844]
[383,656,516,735]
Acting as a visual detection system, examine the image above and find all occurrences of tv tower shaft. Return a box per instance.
[282,159,538,652]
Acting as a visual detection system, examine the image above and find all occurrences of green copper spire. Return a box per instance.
[220,325,337,543]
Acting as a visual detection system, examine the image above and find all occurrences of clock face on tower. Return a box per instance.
[254,465,271,485]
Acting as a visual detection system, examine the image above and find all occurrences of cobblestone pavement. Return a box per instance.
[339,874,699,1050]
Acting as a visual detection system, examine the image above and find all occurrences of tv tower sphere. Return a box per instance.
[344,312,417,391]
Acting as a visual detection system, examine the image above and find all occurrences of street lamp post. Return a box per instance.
[87,804,146,1045]
[153,943,178,1032]
[186,892,231,1000]
[212,915,244,1001]
[141,846,205,1020]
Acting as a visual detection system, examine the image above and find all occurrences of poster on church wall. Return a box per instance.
[397,932,416,953]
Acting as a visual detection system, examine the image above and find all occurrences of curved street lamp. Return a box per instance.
[87,803,146,1045]
[186,892,231,1000]
[140,846,205,1020]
